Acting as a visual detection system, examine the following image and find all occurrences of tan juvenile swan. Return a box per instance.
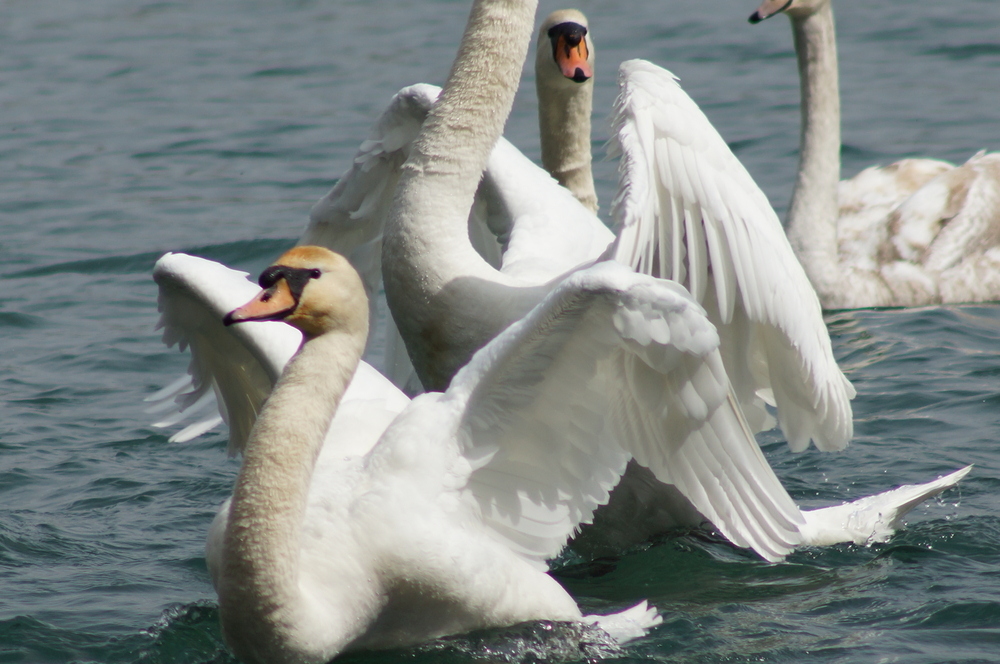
[750,0,1000,308]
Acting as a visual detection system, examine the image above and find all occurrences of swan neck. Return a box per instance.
[386,0,538,287]
[382,0,539,389]
[536,71,598,213]
[786,3,842,293]
[219,330,363,661]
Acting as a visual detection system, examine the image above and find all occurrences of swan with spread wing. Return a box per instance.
[195,242,849,661]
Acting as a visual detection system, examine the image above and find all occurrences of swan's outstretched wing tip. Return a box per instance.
[149,253,298,452]
[800,464,972,547]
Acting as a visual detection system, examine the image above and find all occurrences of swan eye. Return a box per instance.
[547,22,587,42]
[310,269,321,279]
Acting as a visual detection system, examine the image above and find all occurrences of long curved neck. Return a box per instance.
[386,0,536,290]
[383,0,540,390]
[785,3,842,293]
[219,330,363,662]
[536,71,597,213]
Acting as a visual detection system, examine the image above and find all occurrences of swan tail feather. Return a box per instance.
[583,600,662,644]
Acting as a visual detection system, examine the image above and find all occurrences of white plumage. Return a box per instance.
[750,0,1000,308]
[150,0,968,561]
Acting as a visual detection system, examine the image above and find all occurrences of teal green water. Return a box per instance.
[2,1,999,662]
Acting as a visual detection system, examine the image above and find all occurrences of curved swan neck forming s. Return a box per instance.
[536,46,598,213]
[785,2,842,293]
[219,330,364,662]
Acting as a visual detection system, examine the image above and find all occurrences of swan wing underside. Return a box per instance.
[449,262,804,569]
[482,138,615,283]
[609,59,855,452]
[150,252,301,455]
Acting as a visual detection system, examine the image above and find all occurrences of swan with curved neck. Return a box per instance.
[383,0,548,391]
[216,247,372,663]
[751,0,1000,308]
[383,0,854,453]
[214,245,675,663]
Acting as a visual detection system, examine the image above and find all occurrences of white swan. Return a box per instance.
[380,0,853,457]
[535,9,598,213]
[153,254,969,564]
[374,0,859,557]
[202,242,855,662]
[153,250,970,600]
[750,0,1000,308]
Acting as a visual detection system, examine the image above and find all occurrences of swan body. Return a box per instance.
[750,0,1000,308]
[200,242,854,661]
[153,249,970,591]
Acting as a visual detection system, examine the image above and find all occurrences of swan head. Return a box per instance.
[536,9,594,85]
[224,246,369,341]
[749,0,826,23]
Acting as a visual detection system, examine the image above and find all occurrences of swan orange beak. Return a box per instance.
[223,280,297,326]
[749,0,793,23]
[553,34,592,82]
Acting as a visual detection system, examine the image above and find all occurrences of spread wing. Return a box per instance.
[444,261,805,568]
[150,252,300,455]
[149,253,408,455]
[609,59,855,452]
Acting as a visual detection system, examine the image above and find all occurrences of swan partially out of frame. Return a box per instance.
[750,0,1000,308]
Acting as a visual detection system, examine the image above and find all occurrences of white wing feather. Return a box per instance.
[480,138,614,282]
[445,261,805,567]
[150,253,408,456]
[151,253,301,455]
[610,60,855,452]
